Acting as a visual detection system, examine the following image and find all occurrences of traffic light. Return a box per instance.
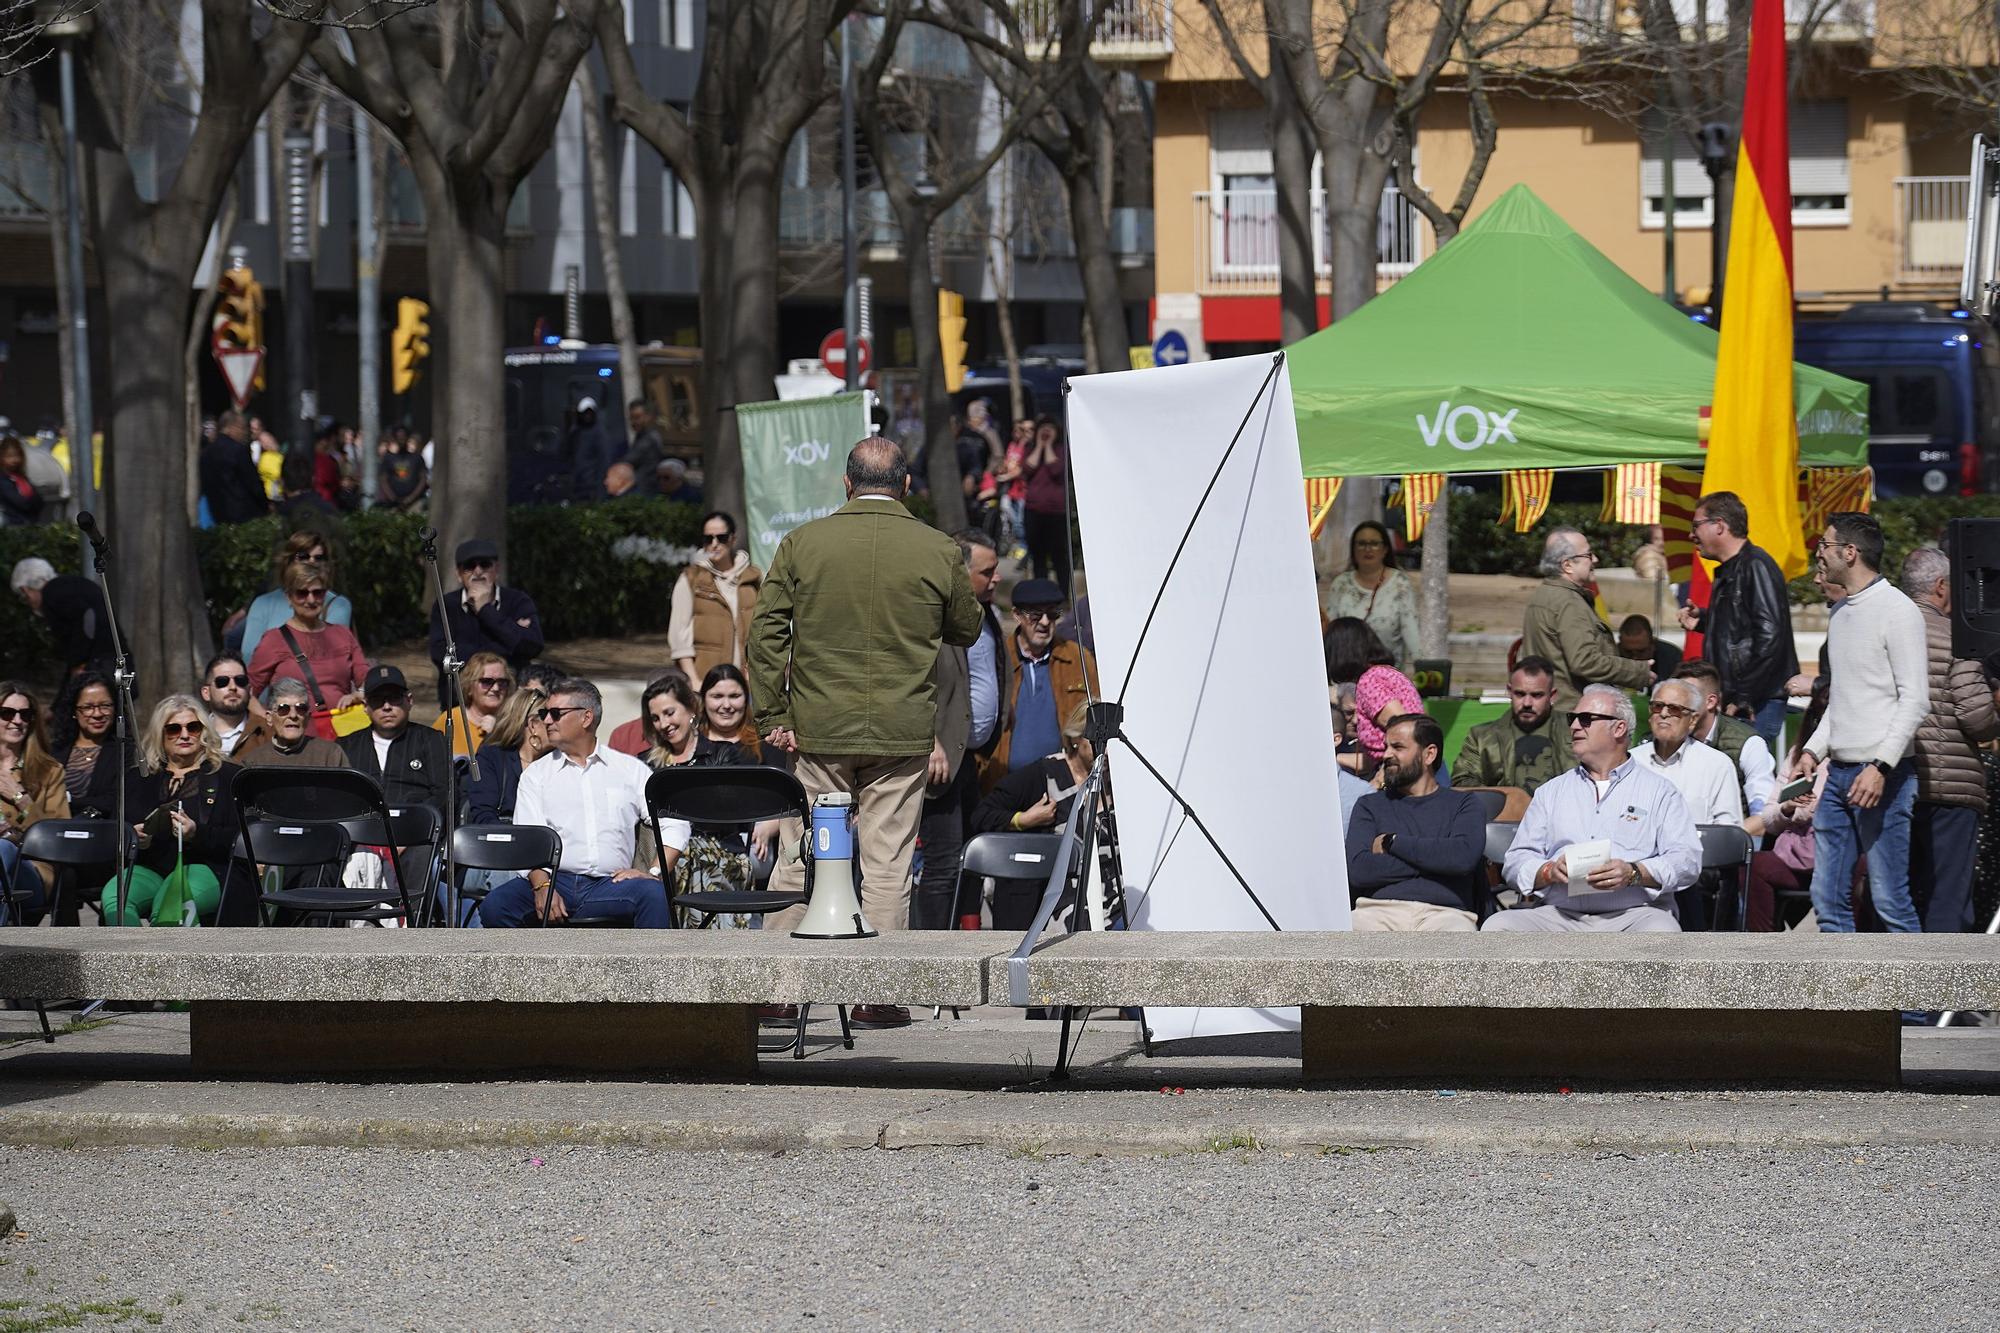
[213,261,265,388]
[392,297,431,396]
[938,288,967,393]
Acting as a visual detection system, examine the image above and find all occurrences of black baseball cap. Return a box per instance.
[455,538,499,567]
[363,664,409,699]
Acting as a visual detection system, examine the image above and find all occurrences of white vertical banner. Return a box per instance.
[1067,353,1348,1043]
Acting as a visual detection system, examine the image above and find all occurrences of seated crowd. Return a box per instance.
[2,487,1990,954]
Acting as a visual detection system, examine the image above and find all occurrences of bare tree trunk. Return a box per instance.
[694,169,738,521]
[1269,41,1318,344]
[417,182,510,568]
[1419,484,1450,658]
[574,61,641,405]
[1067,164,1129,376]
[185,187,240,526]
[904,218,967,532]
[987,243,1025,421]
[718,140,792,527]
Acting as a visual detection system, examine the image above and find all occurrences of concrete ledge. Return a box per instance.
[1000,932,2000,1012]
[190,1000,758,1078]
[1300,1007,1901,1085]
[0,928,1003,1008]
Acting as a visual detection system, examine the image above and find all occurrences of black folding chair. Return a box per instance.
[646,765,843,1059]
[1465,788,1510,823]
[339,806,446,925]
[451,823,561,924]
[231,767,416,926]
[6,820,136,1041]
[1692,823,1755,932]
[948,832,1065,1019]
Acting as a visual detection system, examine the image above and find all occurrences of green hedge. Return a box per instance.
[1787,495,2000,604]
[0,499,703,679]
[1432,490,1655,575]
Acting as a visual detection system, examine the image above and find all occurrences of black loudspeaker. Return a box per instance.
[1947,518,2000,664]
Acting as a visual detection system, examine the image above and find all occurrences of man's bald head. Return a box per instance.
[845,436,911,497]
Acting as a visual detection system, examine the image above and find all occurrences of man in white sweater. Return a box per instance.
[1795,513,1929,933]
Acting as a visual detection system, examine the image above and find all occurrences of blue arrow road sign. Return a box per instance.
[1152,329,1189,366]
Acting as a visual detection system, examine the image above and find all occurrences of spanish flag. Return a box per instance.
[1704,0,1808,580]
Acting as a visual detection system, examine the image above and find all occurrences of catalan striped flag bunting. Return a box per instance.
[1401,472,1446,541]
[1703,0,1808,580]
[1802,465,1873,540]
[1304,476,1344,541]
[1609,461,1661,525]
[1499,469,1555,533]
[1660,465,1704,584]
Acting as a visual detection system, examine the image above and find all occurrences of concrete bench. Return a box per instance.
[1003,932,2000,1083]
[1,929,1004,1077]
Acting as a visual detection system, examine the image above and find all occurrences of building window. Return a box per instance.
[663,166,695,239]
[1640,99,1849,228]
[619,129,638,237]
[662,0,695,49]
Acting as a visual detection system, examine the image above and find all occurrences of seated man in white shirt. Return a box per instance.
[1632,677,1744,825]
[473,677,689,928]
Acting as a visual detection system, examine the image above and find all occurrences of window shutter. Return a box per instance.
[1638,112,1714,202]
[1789,100,1849,197]
[1211,110,1273,178]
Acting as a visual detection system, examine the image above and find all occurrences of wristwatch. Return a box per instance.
[1381,832,1396,856]
[1870,760,1895,778]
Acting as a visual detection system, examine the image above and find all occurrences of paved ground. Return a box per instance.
[2,1141,1997,1330]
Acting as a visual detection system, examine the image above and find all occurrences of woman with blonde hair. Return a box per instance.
[466,683,551,825]
[433,651,514,758]
[246,560,368,737]
[100,695,243,925]
[0,680,68,922]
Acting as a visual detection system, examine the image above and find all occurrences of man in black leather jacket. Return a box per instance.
[1676,490,1797,748]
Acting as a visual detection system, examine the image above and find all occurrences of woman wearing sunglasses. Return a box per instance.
[100,696,243,925]
[0,680,67,923]
[668,511,761,683]
[237,530,354,662]
[433,651,514,759]
[247,560,368,739]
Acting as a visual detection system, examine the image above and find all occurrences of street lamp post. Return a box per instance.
[1698,121,1733,317]
[48,7,97,563]
[839,16,858,392]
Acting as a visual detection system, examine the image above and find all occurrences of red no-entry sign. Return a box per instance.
[818,329,872,380]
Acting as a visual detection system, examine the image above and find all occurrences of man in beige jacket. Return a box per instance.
[1520,527,1651,715]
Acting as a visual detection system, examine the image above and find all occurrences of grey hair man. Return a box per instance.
[10,556,113,677]
[1519,528,1651,716]
[1632,676,1743,826]
[238,677,348,768]
[1901,544,2000,934]
[1489,683,1700,933]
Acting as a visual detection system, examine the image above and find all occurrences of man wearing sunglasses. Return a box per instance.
[339,665,450,814]
[979,578,1100,788]
[198,653,267,758]
[237,678,348,768]
[1631,678,1743,826]
[1489,684,1701,933]
[1520,527,1652,716]
[427,538,545,709]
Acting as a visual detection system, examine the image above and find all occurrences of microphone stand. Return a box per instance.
[421,529,473,926]
[76,514,139,927]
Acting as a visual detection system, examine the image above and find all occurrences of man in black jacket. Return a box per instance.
[1677,490,1796,749]
[199,411,270,525]
[339,665,450,814]
[10,557,114,676]
[427,538,545,707]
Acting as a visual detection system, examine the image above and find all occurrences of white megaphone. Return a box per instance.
[792,792,878,939]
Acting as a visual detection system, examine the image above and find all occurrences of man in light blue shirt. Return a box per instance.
[1490,684,1701,932]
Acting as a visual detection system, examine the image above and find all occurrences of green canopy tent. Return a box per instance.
[1288,184,1869,476]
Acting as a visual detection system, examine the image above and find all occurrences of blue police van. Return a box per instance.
[1792,303,2000,498]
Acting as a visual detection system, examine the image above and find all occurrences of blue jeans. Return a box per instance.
[1810,759,1919,933]
[1750,697,1790,753]
[1,840,45,924]
[472,870,672,928]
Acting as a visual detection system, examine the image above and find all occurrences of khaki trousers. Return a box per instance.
[1350,897,1478,932]
[766,751,928,934]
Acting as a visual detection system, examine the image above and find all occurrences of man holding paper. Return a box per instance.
[1489,684,1701,933]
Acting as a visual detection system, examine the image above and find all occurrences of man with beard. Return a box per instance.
[1344,713,1487,931]
[1450,656,1571,793]
[198,653,267,758]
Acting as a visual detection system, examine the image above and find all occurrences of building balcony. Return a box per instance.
[1573,0,1872,45]
[1191,187,1432,295]
[1019,0,1173,63]
[1896,175,1969,285]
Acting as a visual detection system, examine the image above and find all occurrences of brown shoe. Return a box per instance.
[757,1004,800,1025]
[847,1004,911,1030]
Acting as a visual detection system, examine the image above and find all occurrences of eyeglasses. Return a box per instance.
[1563,550,1598,565]
[1017,607,1061,623]
[1811,539,1855,556]
[163,720,205,738]
[294,588,328,602]
[1566,711,1619,729]
[211,675,249,689]
[76,702,114,715]
[474,676,510,691]
[536,706,584,723]
[1646,702,1694,719]
[0,706,29,724]
[702,532,733,546]
[460,558,497,571]
[1691,517,1724,533]
[1353,539,1387,550]
[271,702,309,717]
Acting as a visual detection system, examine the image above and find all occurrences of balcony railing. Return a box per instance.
[1573,0,1872,45]
[1896,176,1969,283]
[1019,0,1173,62]
[1192,187,1433,295]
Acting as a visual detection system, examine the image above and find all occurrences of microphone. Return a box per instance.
[76,511,108,556]
[419,527,438,559]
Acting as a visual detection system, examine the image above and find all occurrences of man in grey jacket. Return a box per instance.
[1903,546,2000,933]
[1795,513,1930,933]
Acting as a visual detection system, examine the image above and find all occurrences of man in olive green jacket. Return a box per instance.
[1450,655,1573,794]
[1519,527,1651,715]
[750,438,982,971]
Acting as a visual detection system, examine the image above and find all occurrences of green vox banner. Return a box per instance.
[739,392,870,569]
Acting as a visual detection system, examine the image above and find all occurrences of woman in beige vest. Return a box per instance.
[669,510,762,682]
